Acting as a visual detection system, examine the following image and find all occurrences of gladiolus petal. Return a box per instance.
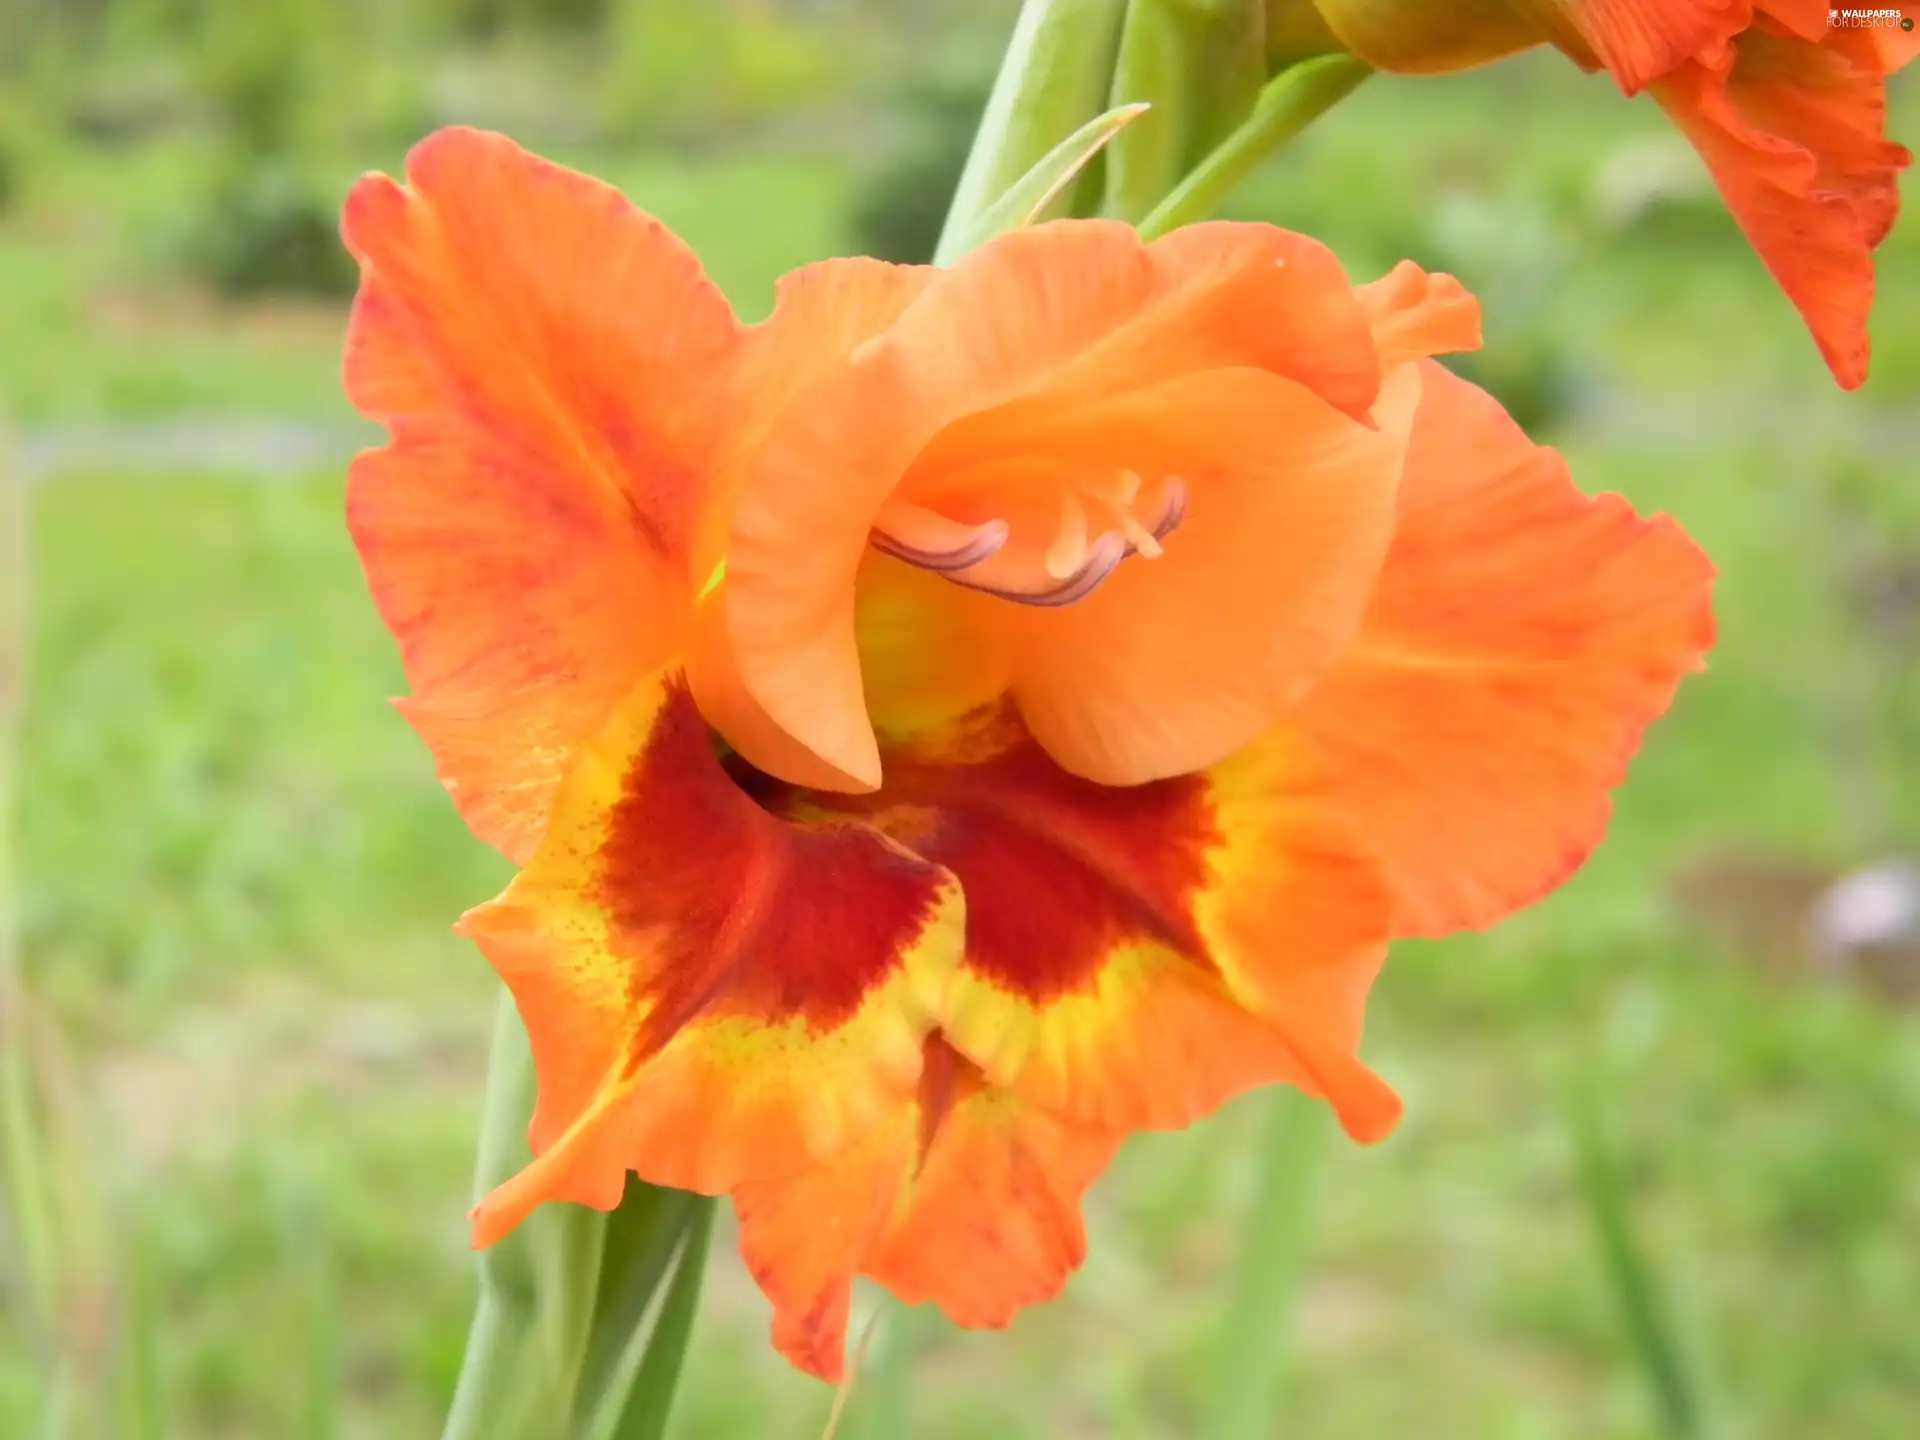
[1286,362,1716,937]
[343,127,744,861]
[734,1040,1123,1382]
[1358,259,1483,365]
[1654,22,1913,389]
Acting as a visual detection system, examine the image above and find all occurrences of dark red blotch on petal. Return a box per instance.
[786,707,1220,1003]
[598,680,945,1044]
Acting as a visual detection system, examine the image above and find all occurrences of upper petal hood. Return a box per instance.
[722,219,1400,791]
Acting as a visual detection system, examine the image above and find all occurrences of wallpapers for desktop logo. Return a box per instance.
[1827,6,1916,28]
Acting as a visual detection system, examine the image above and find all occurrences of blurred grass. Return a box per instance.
[0,139,856,422]
[4,22,1920,1440]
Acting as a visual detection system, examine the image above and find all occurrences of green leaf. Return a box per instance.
[119,1220,168,1440]
[531,1159,611,1411]
[571,1182,705,1430]
[0,425,59,1386]
[0,953,58,1360]
[443,995,594,1440]
[934,101,1151,265]
[830,1302,934,1440]
[442,1003,721,1440]
[299,1212,338,1440]
[1137,53,1369,240]
[938,0,1130,260]
[1104,0,1267,222]
[602,1199,717,1440]
[1566,1077,1704,1439]
[1202,1091,1326,1440]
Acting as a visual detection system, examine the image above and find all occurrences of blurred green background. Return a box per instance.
[5,1,1920,1436]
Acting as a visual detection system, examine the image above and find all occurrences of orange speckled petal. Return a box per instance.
[342,127,743,861]
[734,1041,1123,1382]
[790,707,1401,1143]
[461,671,964,1245]
[1287,362,1715,937]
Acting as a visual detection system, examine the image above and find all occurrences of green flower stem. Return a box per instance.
[1104,0,1266,223]
[938,0,1130,259]
[572,1184,707,1428]
[1137,53,1369,240]
[836,1302,928,1440]
[601,1202,715,1440]
[935,101,1150,266]
[533,1161,612,1414]
[1566,1077,1703,1439]
[443,995,714,1440]
[0,426,62,1413]
[443,996,559,1440]
[1203,1091,1325,1440]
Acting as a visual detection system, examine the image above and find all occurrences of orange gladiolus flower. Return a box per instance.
[1273,0,1918,388]
[342,127,1714,1380]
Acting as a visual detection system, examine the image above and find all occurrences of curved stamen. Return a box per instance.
[866,474,1191,610]
[1151,477,1188,541]
[947,531,1129,608]
[870,499,1010,573]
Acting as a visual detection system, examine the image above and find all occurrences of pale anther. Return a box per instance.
[1044,491,1091,580]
